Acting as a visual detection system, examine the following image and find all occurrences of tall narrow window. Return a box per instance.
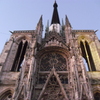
[17,41,28,71]
[11,41,23,71]
[80,41,90,71]
[11,41,28,72]
[80,41,96,71]
[85,41,96,71]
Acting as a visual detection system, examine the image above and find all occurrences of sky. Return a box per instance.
[0,0,100,53]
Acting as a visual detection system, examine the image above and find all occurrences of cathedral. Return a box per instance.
[0,1,100,100]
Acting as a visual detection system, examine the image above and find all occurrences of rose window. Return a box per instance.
[40,53,67,71]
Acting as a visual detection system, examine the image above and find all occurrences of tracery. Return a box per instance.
[40,53,67,71]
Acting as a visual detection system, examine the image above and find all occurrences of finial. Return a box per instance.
[65,15,72,27]
[94,30,98,33]
[39,15,42,22]
[37,15,43,26]
[36,15,43,31]
[9,31,13,34]
[53,0,58,7]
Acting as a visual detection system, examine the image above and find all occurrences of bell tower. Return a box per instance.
[0,1,100,100]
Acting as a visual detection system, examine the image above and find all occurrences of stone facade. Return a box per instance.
[0,1,100,100]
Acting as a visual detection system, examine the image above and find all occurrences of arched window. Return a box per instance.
[11,41,28,72]
[80,41,90,71]
[0,90,12,100]
[94,92,100,100]
[80,41,96,71]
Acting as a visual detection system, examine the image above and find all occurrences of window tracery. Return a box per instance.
[59,74,68,84]
[40,75,65,100]
[38,74,48,84]
[40,53,67,71]
[37,52,68,100]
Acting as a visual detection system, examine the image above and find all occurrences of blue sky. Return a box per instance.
[0,0,100,53]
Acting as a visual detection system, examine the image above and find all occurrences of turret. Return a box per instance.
[65,15,72,44]
[36,15,43,44]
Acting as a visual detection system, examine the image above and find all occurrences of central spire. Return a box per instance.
[51,1,60,24]
[49,1,61,33]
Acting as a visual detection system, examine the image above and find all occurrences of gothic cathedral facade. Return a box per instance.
[0,2,100,100]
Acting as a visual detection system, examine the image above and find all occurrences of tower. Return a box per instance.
[0,1,100,100]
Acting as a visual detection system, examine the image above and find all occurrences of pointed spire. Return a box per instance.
[37,15,43,26]
[62,18,64,26]
[61,18,65,33]
[45,20,49,33]
[36,15,43,44]
[65,15,72,27]
[51,1,60,24]
[36,15,43,32]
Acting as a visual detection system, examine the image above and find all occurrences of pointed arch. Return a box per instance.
[0,90,12,100]
[35,47,70,100]
[38,69,68,100]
